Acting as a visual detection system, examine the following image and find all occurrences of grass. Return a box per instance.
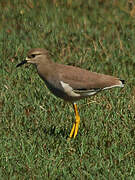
[0,0,135,179]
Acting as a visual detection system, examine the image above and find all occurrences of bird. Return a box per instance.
[16,48,125,138]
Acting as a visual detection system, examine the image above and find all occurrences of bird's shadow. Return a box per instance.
[43,125,68,138]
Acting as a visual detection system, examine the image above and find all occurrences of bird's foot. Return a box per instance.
[69,115,80,138]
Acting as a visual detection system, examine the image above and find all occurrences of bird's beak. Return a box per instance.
[16,57,29,68]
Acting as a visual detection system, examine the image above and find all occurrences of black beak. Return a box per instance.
[16,60,27,67]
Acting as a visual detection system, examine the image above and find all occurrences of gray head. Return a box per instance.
[16,48,52,67]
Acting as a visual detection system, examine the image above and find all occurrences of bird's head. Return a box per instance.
[16,48,51,67]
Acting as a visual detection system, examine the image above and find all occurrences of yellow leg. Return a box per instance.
[69,123,75,138]
[69,103,80,138]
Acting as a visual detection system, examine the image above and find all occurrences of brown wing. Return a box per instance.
[56,64,122,90]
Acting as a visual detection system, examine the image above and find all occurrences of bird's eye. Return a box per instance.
[31,54,36,58]
[28,54,36,58]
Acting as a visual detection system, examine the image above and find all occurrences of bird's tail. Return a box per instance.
[119,79,125,87]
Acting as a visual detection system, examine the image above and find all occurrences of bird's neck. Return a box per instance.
[37,61,56,81]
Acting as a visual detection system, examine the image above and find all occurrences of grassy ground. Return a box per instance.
[0,0,135,179]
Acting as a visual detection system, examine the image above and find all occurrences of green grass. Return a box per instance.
[0,0,135,179]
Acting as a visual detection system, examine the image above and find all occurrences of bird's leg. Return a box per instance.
[73,103,80,138]
[69,103,80,138]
